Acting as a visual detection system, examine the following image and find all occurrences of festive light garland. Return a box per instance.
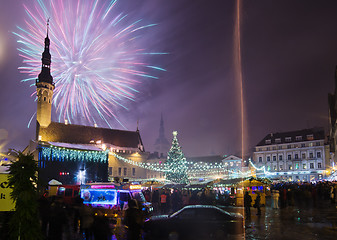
[40,145,109,162]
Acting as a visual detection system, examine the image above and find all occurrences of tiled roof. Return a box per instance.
[256,127,325,146]
[39,122,144,151]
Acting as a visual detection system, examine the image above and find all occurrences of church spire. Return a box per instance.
[36,19,55,133]
[154,113,170,157]
[37,19,53,85]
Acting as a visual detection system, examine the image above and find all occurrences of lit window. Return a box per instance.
[303,164,306,169]
[280,165,283,170]
[306,134,314,140]
[295,163,299,169]
[289,165,292,170]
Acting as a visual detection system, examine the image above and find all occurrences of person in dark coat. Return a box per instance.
[48,197,67,240]
[123,199,144,240]
[254,192,261,216]
[244,191,252,218]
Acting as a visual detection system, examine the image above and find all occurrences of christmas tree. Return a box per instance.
[165,131,189,184]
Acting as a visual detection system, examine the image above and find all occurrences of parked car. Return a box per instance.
[143,205,244,240]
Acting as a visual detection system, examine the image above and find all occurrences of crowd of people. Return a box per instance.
[142,188,225,214]
[29,180,336,239]
[243,181,337,219]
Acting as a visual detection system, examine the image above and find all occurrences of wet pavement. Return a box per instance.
[223,199,337,240]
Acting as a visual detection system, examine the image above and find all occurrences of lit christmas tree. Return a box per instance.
[165,131,189,184]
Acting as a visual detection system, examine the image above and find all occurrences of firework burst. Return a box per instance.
[14,0,166,128]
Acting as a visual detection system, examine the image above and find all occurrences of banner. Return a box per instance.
[0,174,15,211]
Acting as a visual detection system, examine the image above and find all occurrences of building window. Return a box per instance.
[279,155,283,161]
[287,145,291,149]
[267,156,271,161]
[272,147,276,150]
[315,142,320,146]
[132,168,136,176]
[44,97,46,101]
[258,148,262,151]
[259,157,262,163]
[302,153,306,159]
[309,152,313,159]
[303,164,306,169]
[287,155,291,160]
[301,143,305,147]
[317,152,321,158]
[123,167,127,176]
[318,163,322,168]
[118,167,121,176]
[296,136,302,141]
[273,156,276,161]
[275,138,281,143]
[310,163,314,169]
[265,139,271,144]
[108,167,113,175]
[266,147,270,151]
[273,165,277,171]
[295,163,299,169]
[295,154,298,159]
[306,134,314,140]
[278,146,282,150]
[289,165,292,170]
[285,137,291,142]
[280,165,283,170]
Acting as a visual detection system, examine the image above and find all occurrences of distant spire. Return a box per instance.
[137,119,139,132]
[159,113,165,138]
[154,113,170,156]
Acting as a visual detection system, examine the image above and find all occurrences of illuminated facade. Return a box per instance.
[253,128,330,181]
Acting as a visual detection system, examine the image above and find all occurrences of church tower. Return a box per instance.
[36,20,54,137]
[154,113,170,157]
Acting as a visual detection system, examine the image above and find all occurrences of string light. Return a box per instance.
[40,145,108,162]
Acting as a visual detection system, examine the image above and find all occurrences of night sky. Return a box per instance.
[1,0,337,157]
